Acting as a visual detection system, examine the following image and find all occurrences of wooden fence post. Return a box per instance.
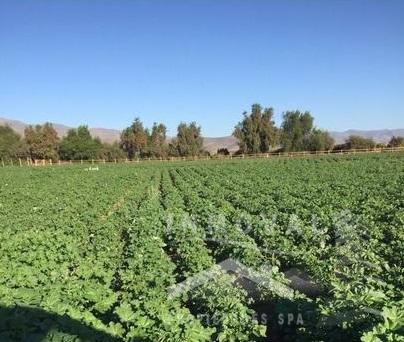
[1,159,4,167]
[19,158,22,167]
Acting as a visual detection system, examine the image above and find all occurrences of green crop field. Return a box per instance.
[0,153,403,341]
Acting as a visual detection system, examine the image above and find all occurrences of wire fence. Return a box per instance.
[2,146,404,167]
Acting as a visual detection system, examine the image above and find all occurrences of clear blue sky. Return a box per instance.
[1,0,403,136]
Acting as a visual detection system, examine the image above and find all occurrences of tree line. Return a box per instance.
[233,104,404,153]
[0,119,204,161]
[1,104,403,161]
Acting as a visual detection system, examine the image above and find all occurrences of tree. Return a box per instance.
[98,142,127,161]
[120,118,169,159]
[148,122,168,158]
[304,129,334,151]
[344,135,375,150]
[280,111,314,151]
[217,148,230,156]
[0,125,27,160]
[24,123,59,160]
[120,118,148,159]
[233,104,278,154]
[388,136,404,147]
[59,126,102,160]
[169,122,204,157]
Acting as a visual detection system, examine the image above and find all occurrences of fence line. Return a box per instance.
[1,146,404,167]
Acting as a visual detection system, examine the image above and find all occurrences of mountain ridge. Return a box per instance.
[1,117,403,153]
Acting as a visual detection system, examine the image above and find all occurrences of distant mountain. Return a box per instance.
[329,129,404,144]
[1,117,403,153]
[201,136,239,153]
[0,117,121,144]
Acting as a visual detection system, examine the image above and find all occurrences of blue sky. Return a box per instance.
[1,0,403,136]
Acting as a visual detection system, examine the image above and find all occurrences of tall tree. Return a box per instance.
[120,118,148,158]
[280,111,314,152]
[169,122,203,156]
[233,104,278,154]
[148,122,168,158]
[59,125,102,160]
[0,125,27,160]
[24,123,59,160]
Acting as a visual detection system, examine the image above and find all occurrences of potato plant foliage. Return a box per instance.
[0,153,403,341]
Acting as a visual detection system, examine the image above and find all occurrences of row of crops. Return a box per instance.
[0,153,403,341]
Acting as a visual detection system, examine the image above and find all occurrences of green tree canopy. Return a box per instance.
[0,125,27,160]
[217,148,230,156]
[304,129,335,151]
[120,118,148,158]
[388,136,404,147]
[169,122,204,157]
[98,142,127,161]
[59,125,102,160]
[280,111,314,151]
[344,135,376,150]
[24,123,59,160]
[233,104,279,153]
[148,122,168,158]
